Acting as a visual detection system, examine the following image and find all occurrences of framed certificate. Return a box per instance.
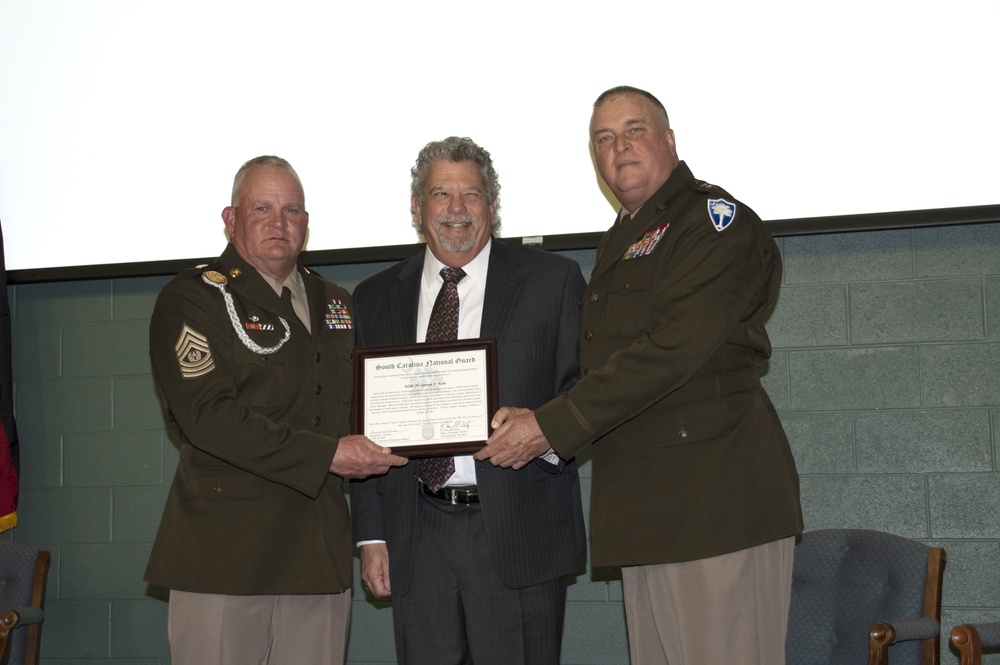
[352,338,499,457]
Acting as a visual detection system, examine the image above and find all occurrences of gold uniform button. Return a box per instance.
[313,416,322,426]
[679,428,688,438]
[583,368,590,376]
[588,293,599,302]
[229,268,242,278]
[584,330,593,340]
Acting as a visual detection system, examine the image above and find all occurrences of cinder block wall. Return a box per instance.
[5,222,1000,663]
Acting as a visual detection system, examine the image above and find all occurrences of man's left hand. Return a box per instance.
[475,407,551,469]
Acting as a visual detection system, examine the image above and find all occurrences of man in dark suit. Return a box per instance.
[479,87,803,664]
[350,137,586,665]
[145,156,405,664]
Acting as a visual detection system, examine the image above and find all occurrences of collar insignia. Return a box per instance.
[203,270,226,285]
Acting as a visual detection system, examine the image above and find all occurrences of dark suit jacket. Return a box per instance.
[145,244,355,594]
[536,162,802,567]
[351,240,587,592]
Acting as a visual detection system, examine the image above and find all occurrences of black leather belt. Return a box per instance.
[422,483,479,505]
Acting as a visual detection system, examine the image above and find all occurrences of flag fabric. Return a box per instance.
[0,219,18,532]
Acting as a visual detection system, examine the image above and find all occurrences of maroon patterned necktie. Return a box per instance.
[420,266,466,491]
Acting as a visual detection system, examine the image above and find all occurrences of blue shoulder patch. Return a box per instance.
[707,198,736,232]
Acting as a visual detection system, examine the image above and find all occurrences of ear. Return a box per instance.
[664,128,678,158]
[411,195,423,227]
[222,206,236,239]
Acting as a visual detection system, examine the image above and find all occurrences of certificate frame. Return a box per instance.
[352,338,499,458]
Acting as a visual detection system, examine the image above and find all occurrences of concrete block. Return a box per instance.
[850,279,984,344]
[855,409,992,473]
[800,475,927,536]
[921,344,1000,407]
[17,432,63,488]
[110,599,170,658]
[561,601,629,665]
[768,284,848,348]
[16,377,113,434]
[61,542,152,600]
[789,347,921,410]
[38,599,112,658]
[927,539,1000,607]
[17,487,111,543]
[12,323,61,379]
[113,486,170,543]
[64,431,163,487]
[779,411,855,474]
[112,276,172,321]
[114,375,166,431]
[930,473,1000,538]
[783,230,912,285]
[64,320,151,377]
[914,223,1000,277]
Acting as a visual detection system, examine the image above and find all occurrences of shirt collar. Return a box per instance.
[421,238,492,288]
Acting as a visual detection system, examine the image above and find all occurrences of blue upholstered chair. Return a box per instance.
[949,622,1000,665]
[786,529,947,665]
[0,541,50,665]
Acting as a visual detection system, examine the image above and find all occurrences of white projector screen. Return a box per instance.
[1,0,998,273]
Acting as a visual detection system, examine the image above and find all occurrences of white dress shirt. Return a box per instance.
[416,241,492,487]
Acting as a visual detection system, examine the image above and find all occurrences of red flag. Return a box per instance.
[0,220,17,532]
[0,424,15,531]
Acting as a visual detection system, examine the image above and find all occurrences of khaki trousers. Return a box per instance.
[167,589,351,665]
[622,536,794,665]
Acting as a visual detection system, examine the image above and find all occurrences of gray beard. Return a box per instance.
[434,218,476,253]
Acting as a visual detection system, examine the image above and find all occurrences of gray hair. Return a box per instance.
[410,137,501,235]
[594,86,670,129]
[231,155,302,206]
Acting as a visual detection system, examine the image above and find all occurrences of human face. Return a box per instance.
[590,94,679,212]
[222,165,309,281]
[413,159,496,267]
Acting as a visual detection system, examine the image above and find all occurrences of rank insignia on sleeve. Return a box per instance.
[175,324,214,378]
[708,199,736,232]
[623,224,670,260]
[326,300,355,330]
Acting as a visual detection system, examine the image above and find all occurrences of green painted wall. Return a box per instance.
[6,223,1000,663]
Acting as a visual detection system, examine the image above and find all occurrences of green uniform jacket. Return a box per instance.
[535,162,802,567]
[145,245,355,595]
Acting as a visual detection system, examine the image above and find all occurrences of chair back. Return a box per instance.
[0,540,50,665]
[785,529,943,665]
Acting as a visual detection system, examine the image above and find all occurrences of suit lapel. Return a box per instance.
[481,242,522,341]
[392,255,422,344]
